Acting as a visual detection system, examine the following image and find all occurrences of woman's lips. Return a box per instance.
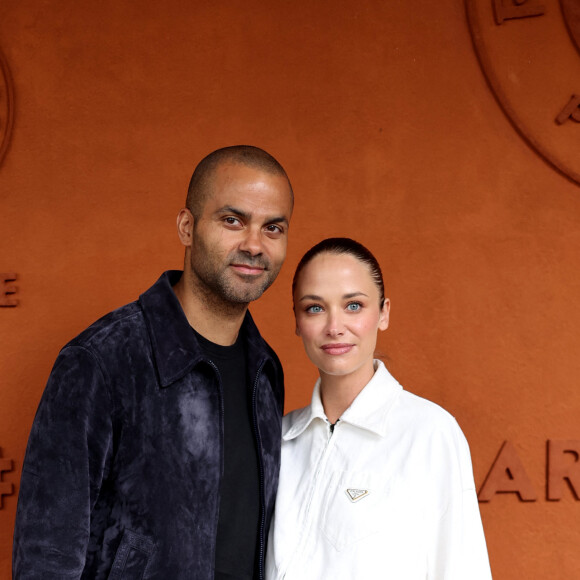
[321,343,354,355]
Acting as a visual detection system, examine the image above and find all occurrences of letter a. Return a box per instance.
[478,440,538,502]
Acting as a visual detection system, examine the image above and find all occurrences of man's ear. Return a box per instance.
[176,208,194,247]
[378,298,390,331]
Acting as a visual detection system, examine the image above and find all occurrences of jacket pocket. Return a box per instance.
[319,470,391,552]
[108,529,155,580]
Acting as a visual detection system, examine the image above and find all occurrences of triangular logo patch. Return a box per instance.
[346,488,369,502]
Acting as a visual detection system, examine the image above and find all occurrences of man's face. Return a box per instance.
[187,162,293,305]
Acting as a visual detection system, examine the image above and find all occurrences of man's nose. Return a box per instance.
[239,228,263,256]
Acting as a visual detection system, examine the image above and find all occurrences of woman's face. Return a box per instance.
[293,252,390,383]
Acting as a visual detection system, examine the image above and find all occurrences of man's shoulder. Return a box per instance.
[64,272,175,355]
[66,299,146,354]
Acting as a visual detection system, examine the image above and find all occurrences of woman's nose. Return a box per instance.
[325,313,345,337]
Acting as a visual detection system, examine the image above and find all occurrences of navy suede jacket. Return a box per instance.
[13,271,284,579]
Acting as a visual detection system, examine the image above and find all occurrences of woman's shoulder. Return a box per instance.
[395,388,465,437]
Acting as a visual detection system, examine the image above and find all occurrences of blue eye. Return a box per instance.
[346,302,361,312]
[306,305,323,314]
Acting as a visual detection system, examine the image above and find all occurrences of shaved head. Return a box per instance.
[186,145,293,219]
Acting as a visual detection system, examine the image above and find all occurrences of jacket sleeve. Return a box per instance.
[429,420,493,580]
[13,345,114,579]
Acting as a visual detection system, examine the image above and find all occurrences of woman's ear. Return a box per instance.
[378,298,390,331]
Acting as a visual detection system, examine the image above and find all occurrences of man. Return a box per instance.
[13,145,294,579]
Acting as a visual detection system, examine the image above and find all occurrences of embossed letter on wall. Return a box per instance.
[556,94,580,124]
[478,440,580,502]
[466,0,580,185]
[547,439,580,500]
[0,273,18,307]
[478,440,538,502]
[0,448,14,509]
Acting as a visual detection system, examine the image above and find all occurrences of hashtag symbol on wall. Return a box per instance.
[0,448,14,509]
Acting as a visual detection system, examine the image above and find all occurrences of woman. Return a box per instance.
[266,238,492,580]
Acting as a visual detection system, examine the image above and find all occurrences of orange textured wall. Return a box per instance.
[1,1,580,578]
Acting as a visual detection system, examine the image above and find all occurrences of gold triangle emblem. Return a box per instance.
[346,488,369,502]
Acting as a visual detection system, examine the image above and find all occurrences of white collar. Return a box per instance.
[283,360,403,440]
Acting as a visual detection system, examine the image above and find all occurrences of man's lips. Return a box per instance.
[230,263,266,276]
[320,343,354,355]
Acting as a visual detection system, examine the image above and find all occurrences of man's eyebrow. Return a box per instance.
[215,206,289,225]
[215,206,249,219]
[267,216,290,226]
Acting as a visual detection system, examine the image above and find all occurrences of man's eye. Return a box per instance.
[224,217,241,226]
[265,224,283,234]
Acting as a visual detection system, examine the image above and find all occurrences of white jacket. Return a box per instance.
[266,361,492,580]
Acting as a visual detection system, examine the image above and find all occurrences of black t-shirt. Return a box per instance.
[193,328,260,580]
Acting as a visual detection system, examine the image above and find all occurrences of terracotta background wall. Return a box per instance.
[1,1,580,577]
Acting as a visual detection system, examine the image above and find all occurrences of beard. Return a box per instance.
[190,245,281,306]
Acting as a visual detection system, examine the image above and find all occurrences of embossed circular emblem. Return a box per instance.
[466,0,580,185]
[0,48,14,168]
[561,0,580,55]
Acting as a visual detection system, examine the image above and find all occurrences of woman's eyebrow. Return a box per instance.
[343,292,368,299]
[298,292,369,302]
[298,294,323,302]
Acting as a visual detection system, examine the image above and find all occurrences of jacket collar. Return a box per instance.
[139,271,275,388]
[283,360,403,440]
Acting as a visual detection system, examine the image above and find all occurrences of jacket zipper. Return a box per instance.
[252,359,268,580]
[207,360,225,575]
